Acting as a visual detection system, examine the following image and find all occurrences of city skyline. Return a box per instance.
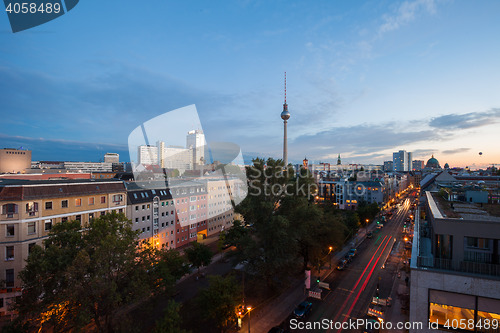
[1,1,500,168]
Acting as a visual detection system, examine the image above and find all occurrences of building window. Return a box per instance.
[2,203,18,217]
[135,218,139,223]
[89,213,94,220]
[101,196,106,204]
[135,206,139,211]
[62,217,68,223]
[466,237,490,250]
[429,290,475,331]
[26,202,38,216]
[100,212,105,216]
[28,242,36,254]
[45,201,53,210]
[62,200,68,208]
[6,246,14,261]
[5,269,14,288]
[75,198,82,207]
[44,220,52,231]
[112,195,123,204]
[89,197,95,205]
[6,225,14,237]
[75,215,81,222]
[27,222,36,235]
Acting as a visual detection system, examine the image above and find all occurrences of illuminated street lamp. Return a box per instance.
[247,306,252,333]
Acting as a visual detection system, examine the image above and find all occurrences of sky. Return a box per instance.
[0,0,499,169]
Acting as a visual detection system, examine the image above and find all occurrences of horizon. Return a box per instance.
[1,1,499,169]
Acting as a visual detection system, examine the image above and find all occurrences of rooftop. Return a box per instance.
[429,191,500,222]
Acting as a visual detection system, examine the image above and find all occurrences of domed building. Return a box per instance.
[444,163,450,169]
[425,155,441,169]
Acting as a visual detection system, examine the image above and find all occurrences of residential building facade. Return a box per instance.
[0,179,126,316]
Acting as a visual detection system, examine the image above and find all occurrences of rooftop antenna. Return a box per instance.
[284,71,287,107]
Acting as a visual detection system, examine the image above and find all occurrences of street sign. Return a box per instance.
[308,289,322,300]
[318,282,330,290]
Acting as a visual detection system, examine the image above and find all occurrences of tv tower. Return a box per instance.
[281,72,290,167]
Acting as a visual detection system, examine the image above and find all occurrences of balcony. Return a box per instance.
[416,256,500,278]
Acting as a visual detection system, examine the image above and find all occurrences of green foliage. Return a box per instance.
[15,212,185,333]
[233,158,347,286]
[152,300,190,333]
[196,275,241,332]
[185,242,213,274]
[356,200,380,225]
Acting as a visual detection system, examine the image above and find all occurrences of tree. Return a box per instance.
[197,275,241,332]
[152,300,190,333]
[185,242,213,275]
[15,213,172,333]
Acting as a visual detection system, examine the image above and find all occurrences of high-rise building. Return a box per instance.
[138,145,158,166]
[186,130,205,167]
[412,160,424,171]
[393,150,412,172]
[104,153,119,164]
[383,160,394,172]
[157,141,165,168]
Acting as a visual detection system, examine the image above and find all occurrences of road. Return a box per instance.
[282,198,413,333]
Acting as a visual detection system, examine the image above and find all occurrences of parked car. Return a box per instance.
[367,231,373,239]
[337,259,348,270]
[348,248,357,258]
[293,301,312,319]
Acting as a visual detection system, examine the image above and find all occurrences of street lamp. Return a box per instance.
[247,306,252,333]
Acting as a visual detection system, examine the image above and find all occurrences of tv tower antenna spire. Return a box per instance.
[280,72,291,167]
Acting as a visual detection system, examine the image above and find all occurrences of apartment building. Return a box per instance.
[0,179,126,316]
[125,183,176,250]
[410,191,500,332]
[206,178,236,237]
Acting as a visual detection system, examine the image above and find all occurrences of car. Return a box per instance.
[348,248,357,257]
[293,301,312,319]
[344,253,352,263]
[268,327,285,333]
[337,259,348,270]
[367,231,373,239]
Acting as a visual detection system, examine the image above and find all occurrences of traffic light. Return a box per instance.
[316,278,320,283]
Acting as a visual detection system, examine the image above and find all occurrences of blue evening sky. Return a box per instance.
[1,0,499,168]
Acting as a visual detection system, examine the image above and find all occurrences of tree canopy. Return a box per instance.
[15,212,186,333]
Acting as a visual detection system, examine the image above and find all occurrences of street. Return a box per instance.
[277,198,413,333]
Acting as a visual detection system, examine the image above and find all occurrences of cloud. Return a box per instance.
[441,148,471,155]
[429,108,500,130]
[289,122,441,163]
[378,0,436,36]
